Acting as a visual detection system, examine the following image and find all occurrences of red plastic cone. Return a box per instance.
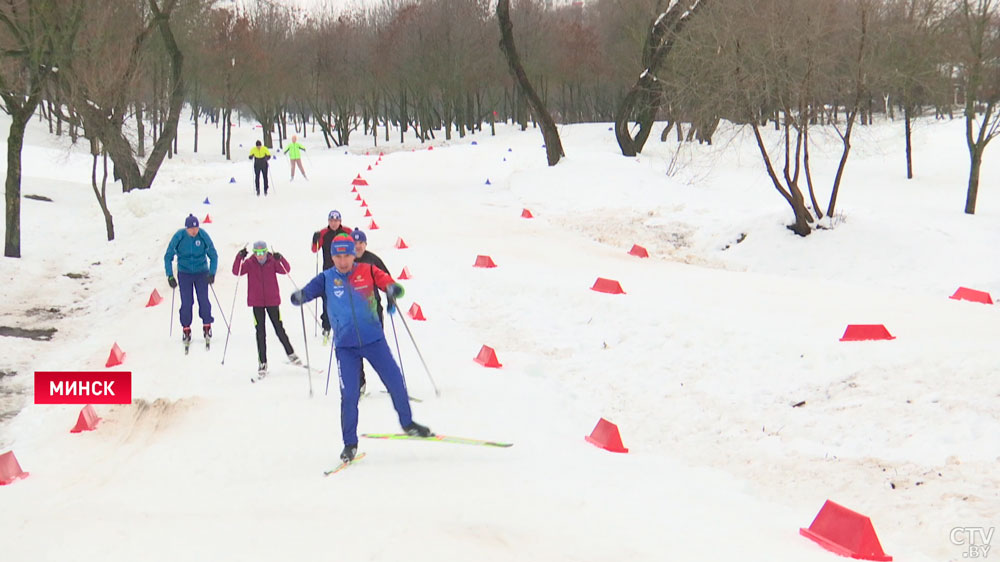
[521,208,533,218]
[355,174,362,179]
[70,404,101,433]
[398,267,412,280]
[474,255,497,268]
[428,146,434,150]
[628,244,649,258]
[0,451,29,485]
[146,289,163,307]
[352,176,368,186]
[585,418,629,453]
[800,500,892,561]
[351,186,358,193]
[367,165,372,171]
[203,214,212,224]
[591,278,625,294]
[395,237,408,249]
[355,193,362,201]
[105,343,125,368]
[840,325,894,341]
[364,209,372,217]
[408,303,426,321]
[361,200,368,207]
[369,220,379,230]
[474,345,502,368]
[949,287,993,304]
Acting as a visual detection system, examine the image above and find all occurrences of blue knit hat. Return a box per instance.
[185,214,199,228]
[331,234,354,256]
[351,229,367,243]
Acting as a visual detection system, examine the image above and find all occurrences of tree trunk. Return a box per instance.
[966,147,982,215]
[136,103,146,157]
[751,122,813,236]
[904,105,913,179]
[4,108,31,258]
[225,108,232,160]
[90,140,115,241]
[496,0,564,166]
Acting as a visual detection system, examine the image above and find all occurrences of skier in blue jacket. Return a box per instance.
[164,214,219,346]
[291,234,431,463]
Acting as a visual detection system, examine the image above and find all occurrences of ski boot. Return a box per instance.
[257,362,267,380]
[404,421,433,438]
[203,324,212,350]
[182,327,192,354]
[340,444,358,463]
[288,353,301,366]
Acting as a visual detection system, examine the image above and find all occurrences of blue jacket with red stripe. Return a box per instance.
[300,262,398,348]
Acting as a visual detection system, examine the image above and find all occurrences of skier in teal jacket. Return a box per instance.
[164,214,219,344]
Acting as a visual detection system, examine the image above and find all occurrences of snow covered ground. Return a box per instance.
[0,110,997,561]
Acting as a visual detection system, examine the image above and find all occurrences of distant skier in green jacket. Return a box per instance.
[284,135,308,181]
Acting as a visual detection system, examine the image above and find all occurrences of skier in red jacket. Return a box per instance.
[234,240,299,377]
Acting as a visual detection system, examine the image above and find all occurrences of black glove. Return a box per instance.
[237,248,248,259]
[248,155,253,160]
[312,231,321,245]
[167,276,177,289]
[272,252,283,261]
[207,274,215,285]
[290,290,303,306]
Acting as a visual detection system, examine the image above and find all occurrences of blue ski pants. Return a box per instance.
[336,337,412,446]
[178,271,214,328]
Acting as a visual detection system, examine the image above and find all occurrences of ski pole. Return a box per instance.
[300,305,313,398]
[313,252,319,337]
[388,311,407,389]
[169,285,176,337]
[221,251,247,365]
[324,335,336,396]
[209,284,231,332]
[392,302,440,397]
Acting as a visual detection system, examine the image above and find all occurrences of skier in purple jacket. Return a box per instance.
[233,241,299,377]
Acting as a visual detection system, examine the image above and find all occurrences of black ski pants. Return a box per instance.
[254,306,293,363]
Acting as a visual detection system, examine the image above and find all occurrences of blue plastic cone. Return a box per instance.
[229,177,236,184]
[485,179,491,185]
[203,197,210,204]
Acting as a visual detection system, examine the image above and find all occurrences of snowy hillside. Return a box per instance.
[0,111,998,562]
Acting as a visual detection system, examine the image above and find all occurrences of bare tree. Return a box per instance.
[613,0,709,157]
[497,0,564,165]
[0,0,80,257]
[55,0,188,192]
[952,0,1000,214]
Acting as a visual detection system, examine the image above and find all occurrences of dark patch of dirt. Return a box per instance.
[64,272,89,280]
[25,306,64,320]
[0,326,57,341]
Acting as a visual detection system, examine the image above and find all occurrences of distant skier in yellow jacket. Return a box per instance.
[249,140,271,196]
[284,135,308,181]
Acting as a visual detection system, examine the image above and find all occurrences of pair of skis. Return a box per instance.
[322,433,513,476]
[251,361,323,383]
